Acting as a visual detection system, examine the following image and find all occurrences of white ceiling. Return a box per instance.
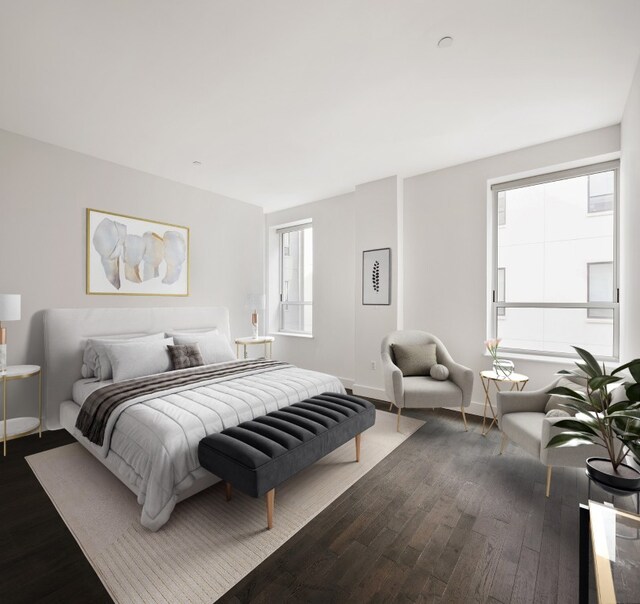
[1,1,639,212]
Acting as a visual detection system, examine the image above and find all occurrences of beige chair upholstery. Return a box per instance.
[381,330,473,432]
[497,379,604,497]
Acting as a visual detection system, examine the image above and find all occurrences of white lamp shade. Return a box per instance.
[245,294,266,310]
[0,294,21,321]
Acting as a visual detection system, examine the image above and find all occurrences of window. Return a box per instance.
[278,223,312,334]
[497,267,506,317]
[497,192,506,226]
[587,262,614,319]
[588,172,614,214]
[491,161,618,359]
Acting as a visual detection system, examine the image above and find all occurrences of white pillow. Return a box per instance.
[105,338,175,383]
[83,332,165,380]
[165,329,235,365]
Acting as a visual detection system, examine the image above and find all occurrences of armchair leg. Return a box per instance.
[460,405,468,432]
[388,401,394,412]
[546,466,552,498]
[396,406,402,432]
[499,432,508,455]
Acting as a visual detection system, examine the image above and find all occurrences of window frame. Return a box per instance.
[489,160,620,361]
[277,222,313,335]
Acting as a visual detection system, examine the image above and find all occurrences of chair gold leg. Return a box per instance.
[266,488,275,529]
[355,433,361,462]
[388,401,393,412]
[499,432,508,455]
[546,466,552,498]
[461,405,468,432]
[396,406,402,432]
[225,482,232,501]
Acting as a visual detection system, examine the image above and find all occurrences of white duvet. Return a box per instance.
[70,364,345,531]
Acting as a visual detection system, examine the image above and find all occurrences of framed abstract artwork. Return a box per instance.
[86,208,190,296]
[362,247,391,305]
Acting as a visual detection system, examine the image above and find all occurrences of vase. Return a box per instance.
[492,358,514,378]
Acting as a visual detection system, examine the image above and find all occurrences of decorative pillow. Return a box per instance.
[104,338,175,383]
[391,343,437,377]
[166,329,235,365]
[430,364,449,381]
[167,343,204,370]
[83,332,165,380]
[545,376,586,415]
[546,409,571,418]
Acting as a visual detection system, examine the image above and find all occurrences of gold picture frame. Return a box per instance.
[86,208,190,296]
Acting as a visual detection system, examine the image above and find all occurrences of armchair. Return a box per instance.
[497,379,603,497]
[381,331,474,432]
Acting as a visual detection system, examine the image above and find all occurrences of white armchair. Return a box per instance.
[497,379,604,497]
[381,330,474,432]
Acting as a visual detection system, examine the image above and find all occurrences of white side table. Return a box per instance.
[235,337,275,360]
[2,365,42,456]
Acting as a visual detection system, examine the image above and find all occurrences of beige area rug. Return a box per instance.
[27,410,423,604]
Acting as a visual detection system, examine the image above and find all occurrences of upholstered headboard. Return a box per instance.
[43,306,231,429]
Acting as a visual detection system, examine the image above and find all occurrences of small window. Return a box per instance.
[588,172,614,213]
[278,223,312,334]
[587,262,614,319]
[497,267,506,317]
[497,192,506,226]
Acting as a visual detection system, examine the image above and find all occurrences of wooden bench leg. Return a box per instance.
[355,433,361,462]
[266,488,275,529]
[225,482,232,501]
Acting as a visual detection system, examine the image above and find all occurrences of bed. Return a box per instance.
[44,307,345,531]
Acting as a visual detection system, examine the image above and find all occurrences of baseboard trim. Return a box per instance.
[351,384,389,402]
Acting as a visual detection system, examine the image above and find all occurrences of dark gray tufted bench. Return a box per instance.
[198,392,376,529]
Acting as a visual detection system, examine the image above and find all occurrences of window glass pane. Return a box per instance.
[588,172,614,213]
[279,225,312,333]
[497,172,614,304]
[496,307,614,358]
[497,267,505,317]
[588,262,613,319]
[497,192,506,226]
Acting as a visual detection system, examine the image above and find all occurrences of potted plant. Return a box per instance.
[546,346,640,490]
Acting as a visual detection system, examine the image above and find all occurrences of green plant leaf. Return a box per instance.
[573,347,603,377]
[608,410,640,420]
[626,383,640,402]
[558,400,600,414]
[576,361,596,378]
[551,419,600,436]
[607,400,635,414]
[612,359,640,382]
[588,375,622,390]
[546,433,598,448]
[547,386,586,401]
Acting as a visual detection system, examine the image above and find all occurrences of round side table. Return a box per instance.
[234,337,275,360]
[2,365,42,456]
[479,369,529,436]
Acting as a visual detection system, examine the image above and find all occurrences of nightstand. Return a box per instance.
[2,365,42,456]
[235,337,275,360]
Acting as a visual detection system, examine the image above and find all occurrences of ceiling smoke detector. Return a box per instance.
[437,36,454,48]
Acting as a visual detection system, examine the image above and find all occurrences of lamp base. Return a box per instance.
[0,344,6,372]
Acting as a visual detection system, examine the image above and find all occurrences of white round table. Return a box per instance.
[234,337,275,360]
[1,365,42,456]
[479,369,529,437]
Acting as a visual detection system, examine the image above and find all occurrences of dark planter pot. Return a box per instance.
[586,457,640,491]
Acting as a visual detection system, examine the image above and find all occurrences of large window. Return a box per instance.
[278,223,312,334]
[491,161,619,359]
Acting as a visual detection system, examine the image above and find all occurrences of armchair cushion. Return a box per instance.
[403,376,462,408]
[391,343,437,377]
[501,412,545,458]
[430,364,449,381]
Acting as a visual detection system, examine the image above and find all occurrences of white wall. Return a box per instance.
[404,126,621,411]
[0,128,264,421]
[265,192,356,384]
[621,58,640,360]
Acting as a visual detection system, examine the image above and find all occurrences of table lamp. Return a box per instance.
[245,294,266,339]
[0,294,21,372]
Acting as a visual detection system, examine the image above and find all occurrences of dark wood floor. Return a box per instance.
[1,404,615,603]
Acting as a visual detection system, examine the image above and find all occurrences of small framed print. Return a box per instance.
[362,248,391,305]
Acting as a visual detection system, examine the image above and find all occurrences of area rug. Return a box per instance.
[27,410,423,604]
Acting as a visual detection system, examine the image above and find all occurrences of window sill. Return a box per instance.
[270,332,314,339]
[482,350,619,366]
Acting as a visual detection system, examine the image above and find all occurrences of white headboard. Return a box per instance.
[43,306,230,429]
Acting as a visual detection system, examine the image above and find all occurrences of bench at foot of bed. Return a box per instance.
[198,392,376,529]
